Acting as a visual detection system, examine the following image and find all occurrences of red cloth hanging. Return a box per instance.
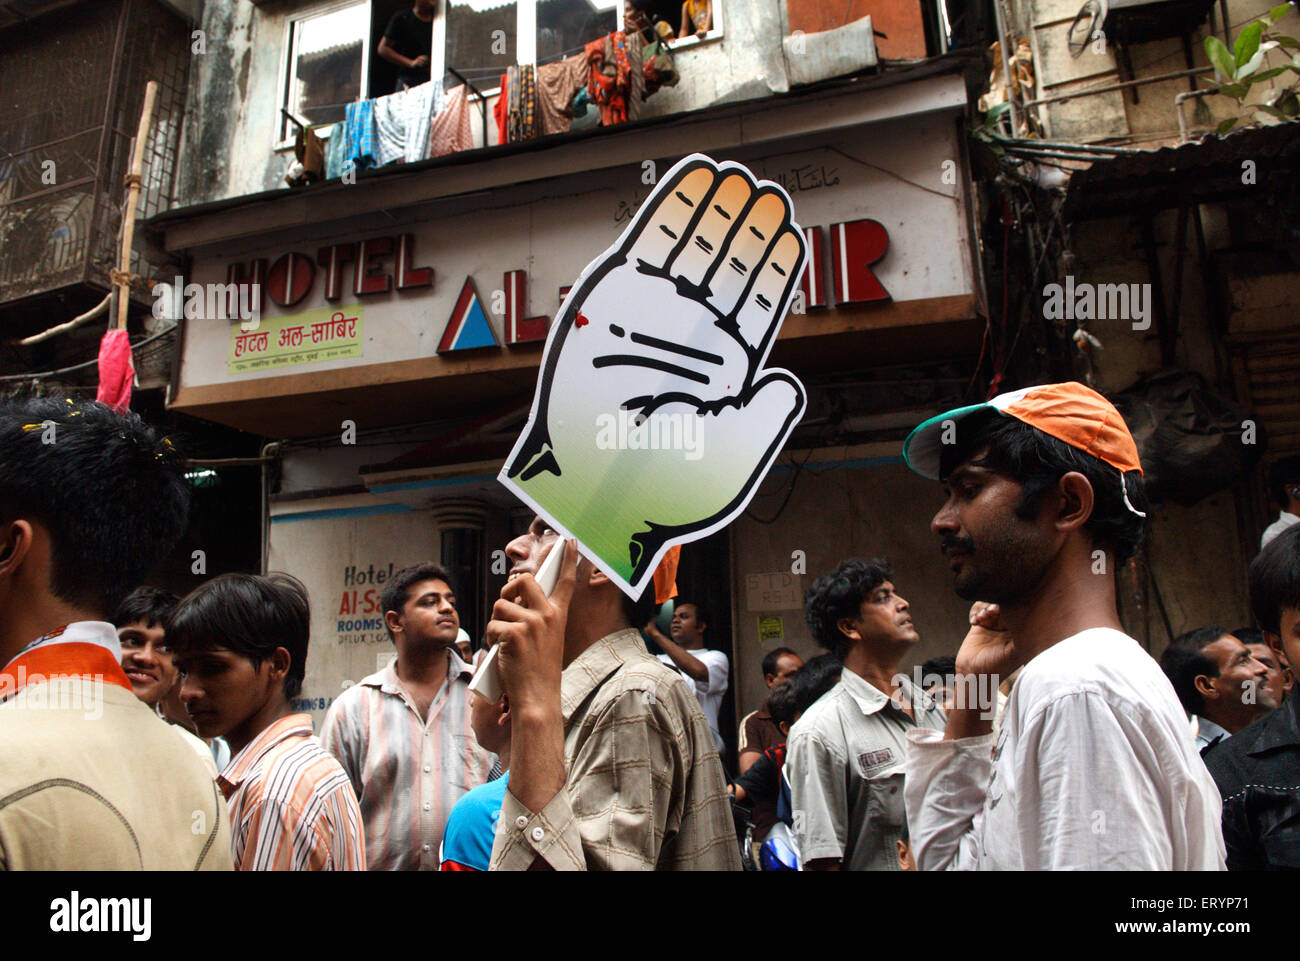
[95,327,134,410]
[494,72,509,145]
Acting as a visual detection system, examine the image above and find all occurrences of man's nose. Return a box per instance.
[504,532,531,562]
[931,500,959,538]
[179,675,200,704]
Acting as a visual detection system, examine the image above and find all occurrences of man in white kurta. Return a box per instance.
[904,626,1223,869]
[897,382,1225,871]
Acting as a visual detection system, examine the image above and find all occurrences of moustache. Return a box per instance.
[940,535,975,554]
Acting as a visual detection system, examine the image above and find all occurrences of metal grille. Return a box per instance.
[90,0,190,289]
[0,0,117,300]
[0,0,190,307]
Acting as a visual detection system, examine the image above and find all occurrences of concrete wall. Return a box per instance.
[175,0,888,205]
[1062,202,1255,649]
[1011,0,1289,144]
[729,448,976,721]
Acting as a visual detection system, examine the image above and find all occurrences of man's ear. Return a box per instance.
[835,616,862,645]
[583,558,607,588]
[384,609,404,637]
[0,519,35,580]
[269,646,292,685]
[1193,673,1220,701]
[1055,472,1095,533]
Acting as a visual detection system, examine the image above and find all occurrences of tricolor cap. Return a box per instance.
[903,382,1146,515]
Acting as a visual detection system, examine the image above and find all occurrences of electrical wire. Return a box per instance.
[0,327,175,383]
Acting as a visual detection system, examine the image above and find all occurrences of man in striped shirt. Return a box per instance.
[171,573,365,870]
[321,562,496,870]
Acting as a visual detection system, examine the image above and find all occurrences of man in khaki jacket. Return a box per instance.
[0,397,231,870]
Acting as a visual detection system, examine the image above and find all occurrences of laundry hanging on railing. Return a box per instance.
[373,78,444,165]
[535,54,589,136]
[429,82,474,157]
[335,99,377,175]
[586,31,634,126]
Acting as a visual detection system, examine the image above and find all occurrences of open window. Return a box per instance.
[281,0,372,144]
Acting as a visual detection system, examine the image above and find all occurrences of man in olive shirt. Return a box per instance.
[486,516,740,870]
[786,558,946,870]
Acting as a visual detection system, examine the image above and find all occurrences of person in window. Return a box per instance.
[677,0,710,39]
[379,0,438,92]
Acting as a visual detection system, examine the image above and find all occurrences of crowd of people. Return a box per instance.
[2,383,1299,871]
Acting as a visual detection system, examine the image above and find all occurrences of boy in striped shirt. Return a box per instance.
[170,573,366,870]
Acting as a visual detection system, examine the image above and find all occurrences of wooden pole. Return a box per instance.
[115,80,158,331]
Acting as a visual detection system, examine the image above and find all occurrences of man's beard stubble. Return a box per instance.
[949,514,1052,606]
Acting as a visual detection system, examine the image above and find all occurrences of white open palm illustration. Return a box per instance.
[500,154,809,596]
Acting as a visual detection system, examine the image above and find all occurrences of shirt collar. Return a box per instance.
[364,646,473,695]
[560,628,645,724]
[1277,511,1300,526]
[218,712,313,791]
[1195,716,1231,745]
[840,665,933,717]
[4,620,122,671]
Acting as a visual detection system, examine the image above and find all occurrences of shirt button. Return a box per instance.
[530,826,545,842]
[423,802,431,811]
[424,765,431,773]
[423,844,430,851]
[515,815,528,829]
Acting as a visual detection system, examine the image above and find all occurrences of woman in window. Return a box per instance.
[677,0,710,39]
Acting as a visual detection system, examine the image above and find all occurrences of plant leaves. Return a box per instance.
[1274,35,1300,48]
[1206,35,1237,79]
[1252,66,1289,80]
[1237,49,1266,78]
[1219,82,1250,98]
[1269,3,1294,22]
[1256,103,1291,119]
[1216,117,1240,134]
[1235,21,1264,67]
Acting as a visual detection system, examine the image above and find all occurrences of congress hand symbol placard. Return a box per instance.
[499,154,809,598]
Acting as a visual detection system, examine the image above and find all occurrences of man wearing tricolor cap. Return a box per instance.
[0,397,232,869]
[899,382,1225,870]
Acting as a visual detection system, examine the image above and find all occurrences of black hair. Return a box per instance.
[167,573,310,699]
[380,562,456,640]
[1159,625,1229,716]
[112,586,180,630]
[920,655,958,686]
[767,677,801,728]
[787,653,844,716]
[1250,524,1300,636]
[1232,627,1265,647]
[804,558,894,659]
[0,396,189,617]
[761,646,799,679]
[1267,456,1300,509]
[939,407,1148,565]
